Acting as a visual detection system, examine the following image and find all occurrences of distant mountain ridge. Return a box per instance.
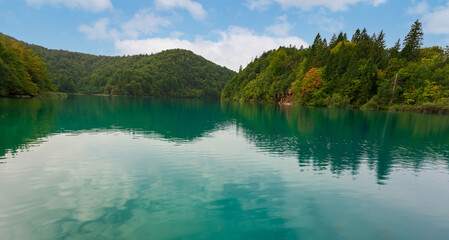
[1,33,235,98]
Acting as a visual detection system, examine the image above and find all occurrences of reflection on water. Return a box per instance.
[0,95,449,240]
[2,95,448,181]
[222,102,449,183]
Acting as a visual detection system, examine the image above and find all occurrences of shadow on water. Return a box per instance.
[1,95,449,183]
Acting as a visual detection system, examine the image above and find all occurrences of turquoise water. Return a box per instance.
[1,95,449,240]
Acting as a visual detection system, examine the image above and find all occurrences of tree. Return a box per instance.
[360,28,371,42]
[329,34,338,48]
[372,30,387,68]
[0,35,51,96]
[352,29,361,43]
[301,68,323,93]
[401,20,424,61]
[308,33,326,68]
[389,39,401,59]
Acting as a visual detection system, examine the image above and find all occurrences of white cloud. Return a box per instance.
[25,0,112,12]
[309,9,344,33]
[170,31,184,38]
[155,0,207,20]
[407,1,429,15]
[114,26,308,71]
[121,9,171,39]
[266,15,292,37]
[79,11,171,40]
[246,0,273,11]
[246,0,387,12]
[78,18,119,40]
[422,3,449,34]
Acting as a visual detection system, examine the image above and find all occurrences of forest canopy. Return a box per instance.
[25,43,235,99]
[0,35,53,96]
[221,20,449,113]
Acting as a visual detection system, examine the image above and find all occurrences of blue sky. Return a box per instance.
[1,0,449,70]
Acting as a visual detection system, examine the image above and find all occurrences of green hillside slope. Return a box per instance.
[222,20,449,113]
[26,43,235,98]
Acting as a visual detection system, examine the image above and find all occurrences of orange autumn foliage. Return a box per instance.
[301,68,322,93]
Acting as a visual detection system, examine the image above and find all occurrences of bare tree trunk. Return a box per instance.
[389,73,398,105]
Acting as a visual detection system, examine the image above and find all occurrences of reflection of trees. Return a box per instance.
[0,98,61,158]
[54,95,228,140]
[2,96,449,183]
[0,96,228,159]
[221,102,449,183]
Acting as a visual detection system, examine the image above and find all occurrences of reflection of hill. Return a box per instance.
[2,96,449,183]
[0,96,228,159]
[54,95,228,140]
[221,102,449,183]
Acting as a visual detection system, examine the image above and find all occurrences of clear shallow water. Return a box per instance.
[1,95,449,240]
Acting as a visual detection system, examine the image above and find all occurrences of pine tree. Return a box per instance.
[312,33,322,47]
[389,39,401,59]
[372,30,387,68]
[352,29,361,43]
[375,31,386,49]
[308,33,325,68]
[360,28,371,42]
[336,32,347,43]
[401,20,423,61]
[329,34,337,48]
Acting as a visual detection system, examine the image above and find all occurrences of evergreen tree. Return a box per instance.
[389,39,401,59]
[336,32,347,43]
[401,20,424,61]
[329,34,337,48]
[352,29,361,43]
[372,30,387,68]
[360,28,371,42]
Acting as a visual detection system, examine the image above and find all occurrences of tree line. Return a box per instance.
[222,20,449,113]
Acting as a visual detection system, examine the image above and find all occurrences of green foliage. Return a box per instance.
[25,43,235,98]
[401,20,424,61]
[390,99,449,114]
[361,95,382,110]
[222,46,306,102]
[0,34,53,96]
[325,94,351,108]
[222,20,449,112]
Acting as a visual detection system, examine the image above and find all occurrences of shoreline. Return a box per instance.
[0,92,67,98]
[4,92,448,115]
[278,101,449,115]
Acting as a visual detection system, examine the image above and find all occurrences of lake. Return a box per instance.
[1,95,449,240]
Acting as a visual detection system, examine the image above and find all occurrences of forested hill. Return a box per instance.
[23,43,235,98]
[222,20,449,113]
[0,34,54,96]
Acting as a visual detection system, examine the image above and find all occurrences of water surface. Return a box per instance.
[1,95,449,240]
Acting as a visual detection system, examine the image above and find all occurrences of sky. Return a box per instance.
[1,0,449,71]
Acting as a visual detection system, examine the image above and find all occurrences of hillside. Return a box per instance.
[0,34,54,96]
[26,43,235,98]
[222,20,449,113]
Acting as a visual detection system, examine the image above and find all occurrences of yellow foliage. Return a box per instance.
[331,41,355,54]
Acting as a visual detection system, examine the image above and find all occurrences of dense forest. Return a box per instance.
[222,20,449,113]
[0,35,54,96]
[25,43,235,98]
